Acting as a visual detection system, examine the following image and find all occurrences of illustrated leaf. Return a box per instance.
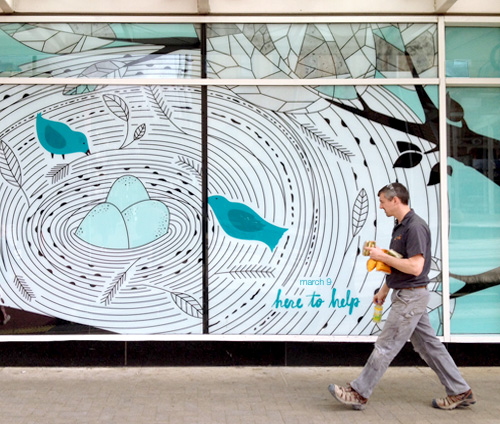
[352,188,369,237]
[299,123,353,162]
[170,292,202,319]
[133,123,146,141]
[228,265,275,279]
[148,86,173,120]
[14,276,35,302]
[101,272,127,306]
[177,156,202,183]
[397,141,421,153]
[427,162,453,186]
[0,140,22,187]
[146,86,189,135]
[428,162,440,186]
[103,94,129,121]
[46,163,70,184]
[393,152,423,169]
[120,123,146,149]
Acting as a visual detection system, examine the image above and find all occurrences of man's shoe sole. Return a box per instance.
[432,397,476,410]
[328,384,367,411]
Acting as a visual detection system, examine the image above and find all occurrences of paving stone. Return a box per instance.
[0,366,495,424]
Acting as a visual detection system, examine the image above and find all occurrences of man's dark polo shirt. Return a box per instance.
[386,209,431,289]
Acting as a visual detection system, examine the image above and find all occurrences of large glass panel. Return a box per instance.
[0,84,202,335]
[446,27,500,78]
[447,87,500,335]
[207,83,442,335]
[0,23,201,80]
[206,23,437,81]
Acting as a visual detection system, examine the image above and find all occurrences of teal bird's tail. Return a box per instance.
[264,226,287,252]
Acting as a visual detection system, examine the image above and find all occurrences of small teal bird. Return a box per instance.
[36,113,90,159]
[208,195,288,251]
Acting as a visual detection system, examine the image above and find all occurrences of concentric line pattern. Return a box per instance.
[0,80,441,335]
[0,84,203,334]
[207,85,440,335]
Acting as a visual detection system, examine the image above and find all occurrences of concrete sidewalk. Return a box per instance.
[0,366,497,424]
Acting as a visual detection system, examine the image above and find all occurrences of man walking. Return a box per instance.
[329,182,475,410]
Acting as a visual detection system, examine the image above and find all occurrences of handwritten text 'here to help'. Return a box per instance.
[272,288,360,315]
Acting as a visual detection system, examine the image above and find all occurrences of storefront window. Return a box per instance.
[0,84,203,335]
[446,27,500,78]
[207,84,441,335]
[1,19,499,339]
[447,87,500,334]
[0,23,200,80]
[207,23,437,89]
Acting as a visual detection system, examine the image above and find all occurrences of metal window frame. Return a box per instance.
[0,15,499,343]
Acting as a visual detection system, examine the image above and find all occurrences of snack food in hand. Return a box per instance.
[363,240,375,256]
[367,258,391,274]
[365,246,401,274]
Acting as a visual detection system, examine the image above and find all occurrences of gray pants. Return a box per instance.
[351,288,470,399]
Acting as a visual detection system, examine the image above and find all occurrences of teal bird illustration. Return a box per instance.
[208,195,288,251]
[36,113,90,159]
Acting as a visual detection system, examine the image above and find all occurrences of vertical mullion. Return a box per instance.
[201,23,209,334]
[438,16,451,342]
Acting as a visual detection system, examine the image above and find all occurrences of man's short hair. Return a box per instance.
[378,182,409,205]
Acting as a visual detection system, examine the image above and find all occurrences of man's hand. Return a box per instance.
[374,283,390,305]
[367,246,386,262]
[366,246,424,277]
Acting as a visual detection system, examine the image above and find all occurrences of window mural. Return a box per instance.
[205,23,443,335]
[0,22,498,337]
[0,23,201,81]
[0,84,203,334]
[206,23,438,82]
[206,83,442,335]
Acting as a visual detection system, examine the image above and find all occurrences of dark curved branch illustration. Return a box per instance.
[327,50,500,186]
[327,94,438,145]
[1,24,200,81]
[117,37,201,67]
[450,266,500,298]
[326,52,440,146]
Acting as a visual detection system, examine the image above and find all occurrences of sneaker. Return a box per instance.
[432,389,476,410]
[328,384,368,410]
[2,314,10,325]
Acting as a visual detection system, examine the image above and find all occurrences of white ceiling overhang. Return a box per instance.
[0,0,13,13]
[435,0,459,13]
[0,0,500,16]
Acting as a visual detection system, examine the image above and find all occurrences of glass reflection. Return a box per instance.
[446,27,500,78]
[0,23,201,80]
[447,87,500,335]
[207,23,438,81]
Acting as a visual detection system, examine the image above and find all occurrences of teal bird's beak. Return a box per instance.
[85,150,91,156]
